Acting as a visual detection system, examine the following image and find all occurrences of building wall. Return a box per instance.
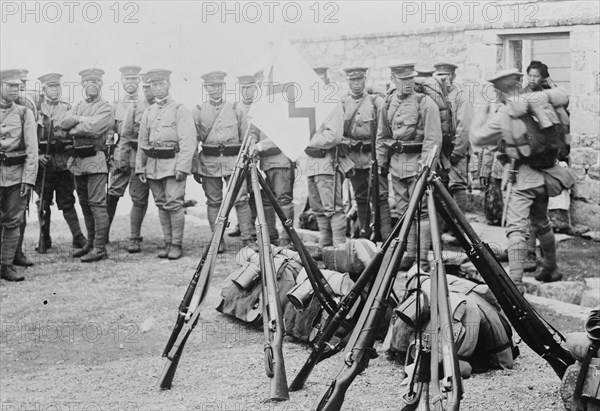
[293,17,600,230]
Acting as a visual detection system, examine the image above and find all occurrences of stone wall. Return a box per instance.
[293,15,600,230]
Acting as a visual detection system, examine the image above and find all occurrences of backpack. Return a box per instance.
[520,114,565,170]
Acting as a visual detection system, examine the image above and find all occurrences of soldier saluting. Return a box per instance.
[0,69,38,281]
[136,69,196,260]
[192,70,256,251]
[61,68,113,262]
[376,62,442,272]
[35,73,87,251]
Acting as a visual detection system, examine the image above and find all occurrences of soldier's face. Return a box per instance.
[142,85,155,101]
[348,77,366,94]
[44,84,61,101]
[1,82,20,102]
[122,77,140,95]
[394,76,415,95]
[82,79,102,98]
[151,80,170,100]
[241,84,257,102]
[204,82,224,100]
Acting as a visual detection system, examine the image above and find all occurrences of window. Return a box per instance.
[501,33,571,93]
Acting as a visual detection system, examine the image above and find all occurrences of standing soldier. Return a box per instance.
[434,62,474,211]
[243,72,296,247]
[470,69,574,292]
[192,71,256,252]
[106,65,142,239]
[341,66,392,240]
[117,72,155,253]
[376,62,442,271]
[304,65,353,250]
[0,69,38,281]
[35,73,87,251]
[136,69,196,260]
[61,68,113,262]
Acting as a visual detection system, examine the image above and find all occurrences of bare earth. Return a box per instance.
[0,212,588,411]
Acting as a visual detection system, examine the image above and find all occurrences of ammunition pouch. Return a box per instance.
[38,141,56,155]
[349,141,372,153]
[141,144,179,159]
[202,143,241,157]
[389,141,423,155]
[0,151,27,166]
[73,145,97,158]
[259,146,282,157]
[304,144,349,159]
[286,276,315,311]
[231,262,261,291]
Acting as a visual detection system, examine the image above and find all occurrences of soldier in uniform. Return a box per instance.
[35,73,87,251]
[12,69,37,267]
[434,62,474,212]
[192,71,256,251]
[470,69,574,292]
[61,68,113,262]
[340,66,392,240]
[136,69,196,260]
[0,69,38,281]
[243,72,296,247]
[304,70,352,250]
[416,67,436,78]
[106,66,142,240]
[376,62,442,271]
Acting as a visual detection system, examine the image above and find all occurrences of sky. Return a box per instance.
[2,0,598,106]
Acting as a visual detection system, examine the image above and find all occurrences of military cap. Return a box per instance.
[434,62,458,75]
[202,70,227,83]
[313,66,329,77]
[390,62,418,79]
[139,72,150,86]
[343,66,368,80]
[415,67,436,77]
[146,69,172,82]
[38,73,63,86]
[119,65,142,78]
[0,69,24,85]
[237,75,256,85]
[78,68,105,81]
[486,68,524,84]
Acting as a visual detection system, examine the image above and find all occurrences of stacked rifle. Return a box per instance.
[158,139,574,408]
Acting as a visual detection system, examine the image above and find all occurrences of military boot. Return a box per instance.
[157,208,173,258]
[316,216,333,248]
[331,212,347,246]
[523,228,538,272]
[73,242,93,258]
[378,200,393,241]
[168,209,185,260]
[13,220,33,267]
[236,200,255,245]
[1,227,24,281]
[1,265,25,282]
[80,248,108,262]
[400,223,418,271]
[128,203,147,253]
[508,235,527,294]
[63,207,86,248]
[534,228,562,283]
[158,243,171,259]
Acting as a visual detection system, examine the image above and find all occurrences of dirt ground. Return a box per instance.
[0,212,592,411]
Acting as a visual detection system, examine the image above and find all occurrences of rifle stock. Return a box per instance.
[431,176,573,378]
[251,162,289,401]
[37,117,53,254]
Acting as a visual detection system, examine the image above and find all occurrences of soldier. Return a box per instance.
[136,69,196,260]
[243,72,296,247]
[434,62,474,212]
[469,68,574,292]
[0,69,38,281]
[35,73,87,251]
[12,68,37,267]
[416,67,436,78]
[340,66,392,240]
[61,68,113,262]
[304,66,352,250]
[192,71,256,252]
[376,62,442,272]
[106,66,142,239]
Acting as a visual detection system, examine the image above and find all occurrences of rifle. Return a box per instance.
[315,147,438,411]
[289,209,406,391]
[431,176,574,378]
[501,158,516,227]
[367,113,381,242]
[250,160,289,401]
[158,127,253,390]
[37,117,53,254]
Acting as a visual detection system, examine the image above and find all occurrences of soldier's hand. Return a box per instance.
[20,183,33,197]
[193,173,203,184]
[39,155,50,167]
[138,173,147,184]
[175,171,187,181]
[61,116,80,130]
